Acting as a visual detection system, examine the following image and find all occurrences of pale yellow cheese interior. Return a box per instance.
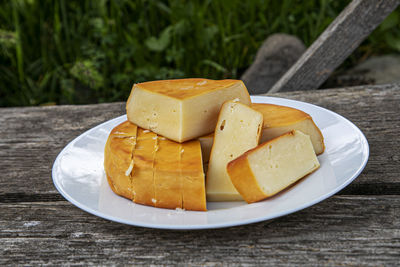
[260,119,324,155]
[252,103,324,155]
[248,130,320,197]
[126,79,251,143]
[206,101,263,201]
[197,133,214,163]
[197,104,324,164]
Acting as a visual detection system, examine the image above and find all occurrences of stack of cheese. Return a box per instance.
[104,78,325,211]
[105,79,250,211]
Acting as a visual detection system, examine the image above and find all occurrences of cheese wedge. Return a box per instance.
[104,121,207,211]
[251,103,325,155]
[126,79,251,143]
[206,101,263,201]
[197,133,214,163]
[227,130,320,203]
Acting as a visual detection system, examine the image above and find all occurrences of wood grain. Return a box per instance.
[0,103,125,197]
[1,84,399,265]
[1,196,399,266]
[269,0,400,92]
[1,85,399,200]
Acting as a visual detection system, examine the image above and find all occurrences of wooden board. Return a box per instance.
[269,0,400,92]
[1,84,399,265]
[1,196,399,265]
[1,85,398,198]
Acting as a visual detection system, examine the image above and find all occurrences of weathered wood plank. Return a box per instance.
[1,85,399,265]
[1,85,399,199]
[0,103,125,196]
[1,196,399,266]
[269,0,400,92]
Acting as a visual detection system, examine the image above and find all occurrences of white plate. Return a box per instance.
[52,96,369,230]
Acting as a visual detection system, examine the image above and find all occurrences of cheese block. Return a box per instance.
[206,100,263,201]
[126,79,251,143]
[104,121,207,211]
[227,130,320,203]
[252,103,325,155]
[197,133,214,163]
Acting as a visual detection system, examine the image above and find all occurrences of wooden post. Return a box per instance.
[268,0,400,93]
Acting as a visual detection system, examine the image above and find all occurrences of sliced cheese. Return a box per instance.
[181,141,207,211]
[227,130,320,203]
[154,137,182,209]
[198,103,324,163]
[104,121,206,211]
[131,128,157,206]
[104,121,137,200]
[126,79,251,143]
[197,133,214,163]
[206,101,263,201]
[251,103,325,155]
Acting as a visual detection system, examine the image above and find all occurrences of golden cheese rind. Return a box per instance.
[227,130,320,204]
[104,121,206,211]
[154,137,183,209]
[104,121,137,200]
[224,153,266,204]
[251,103,325,155]
[126,78,251,143]
[131,129,157,206]
[181,141,207,211]
[134,78,239,100]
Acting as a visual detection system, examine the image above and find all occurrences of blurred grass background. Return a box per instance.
[0,0,399,107]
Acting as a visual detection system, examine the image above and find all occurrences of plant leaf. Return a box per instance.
[145,26,172,52]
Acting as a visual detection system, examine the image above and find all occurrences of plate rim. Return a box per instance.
[52,96,369,230]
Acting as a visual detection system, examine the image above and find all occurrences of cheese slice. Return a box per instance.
[227,130,320,203]
[181,141,207,211]
[206,101,263,201]
[126,79,251,143]
[252,103,325,155]
[197,133,214,163]
[154,137,183,209]
[131,128,157,206]
[104,121,137,200]
[104,121,206,211]
[198,103,324,163]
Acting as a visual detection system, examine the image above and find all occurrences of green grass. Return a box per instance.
[0,0,399,106]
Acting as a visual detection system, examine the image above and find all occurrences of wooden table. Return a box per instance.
[1,84,399,265]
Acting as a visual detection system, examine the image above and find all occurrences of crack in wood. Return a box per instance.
[0,193,64,203]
